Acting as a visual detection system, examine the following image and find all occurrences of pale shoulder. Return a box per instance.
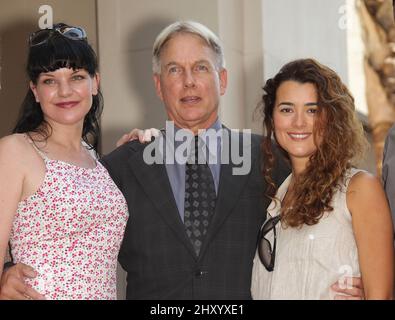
[347,170,382,193]
[0,133,28,154]
[0,133,36,167]
[347,170,387,214]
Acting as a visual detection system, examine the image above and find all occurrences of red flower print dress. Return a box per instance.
[9,138,129,300]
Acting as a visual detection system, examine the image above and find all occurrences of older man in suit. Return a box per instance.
[100,21,288,299]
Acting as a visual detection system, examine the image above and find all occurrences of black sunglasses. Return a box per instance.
[258,214,281,272]
[29,26,87,47]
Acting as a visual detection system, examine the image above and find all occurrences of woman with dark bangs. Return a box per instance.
[251,59,394,299]
[0,23,128,299]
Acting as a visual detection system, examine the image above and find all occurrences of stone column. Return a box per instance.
[359,0,395,176]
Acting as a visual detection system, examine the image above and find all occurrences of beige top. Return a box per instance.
[251,168,363,300]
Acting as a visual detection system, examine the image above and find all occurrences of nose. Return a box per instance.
[183,69,196,88]
[58,79,73,97]
[292,110,307,128]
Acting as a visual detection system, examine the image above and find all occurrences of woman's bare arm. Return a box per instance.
[0,135,25,277]
[347,171,394,299]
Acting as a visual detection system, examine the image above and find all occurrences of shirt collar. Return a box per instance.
[170,118,222,164]
[173,118,222,135]
[267,173,293,217]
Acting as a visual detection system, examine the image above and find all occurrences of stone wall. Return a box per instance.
[359,0,395,175]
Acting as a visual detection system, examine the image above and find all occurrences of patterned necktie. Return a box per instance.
[184,136,217,256]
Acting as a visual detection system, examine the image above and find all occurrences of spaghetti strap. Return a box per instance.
[24,134,49,161]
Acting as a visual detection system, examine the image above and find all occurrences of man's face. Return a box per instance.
[153,33,227,132]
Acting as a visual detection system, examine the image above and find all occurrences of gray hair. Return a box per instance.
[152,21,226,74]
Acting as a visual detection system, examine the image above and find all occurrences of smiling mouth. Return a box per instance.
[288,133,311,140]
[55,101,79,109]
[180,96,202,104]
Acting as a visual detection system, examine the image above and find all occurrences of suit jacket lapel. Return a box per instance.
[127,144,198,260]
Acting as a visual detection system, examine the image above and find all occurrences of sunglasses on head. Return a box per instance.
[29,25,87,47]
[258,214,281,272]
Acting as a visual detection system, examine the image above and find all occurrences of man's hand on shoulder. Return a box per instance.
[116,128,161,148]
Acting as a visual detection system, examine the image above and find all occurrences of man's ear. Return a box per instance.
[219,68,228,96]
[29,81,40,102]
[153,74,164,101]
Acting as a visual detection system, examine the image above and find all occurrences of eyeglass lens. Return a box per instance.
[258,215,280,271]
[62,28,86,39]
[30,29,51,46]
[30,27,86,47]
[258,238,273,267]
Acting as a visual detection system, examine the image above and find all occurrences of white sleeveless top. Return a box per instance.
[251,168,363,300]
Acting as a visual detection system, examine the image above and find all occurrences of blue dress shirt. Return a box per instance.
[164,119,222,221]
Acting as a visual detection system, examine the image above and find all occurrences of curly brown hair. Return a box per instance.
[259,58,368,228]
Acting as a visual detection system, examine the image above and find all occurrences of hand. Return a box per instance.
[331,277,365,300]
[116,128,161,148]
[0,263,45,300]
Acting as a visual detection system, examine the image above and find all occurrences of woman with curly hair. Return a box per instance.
[251,58,394,299]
